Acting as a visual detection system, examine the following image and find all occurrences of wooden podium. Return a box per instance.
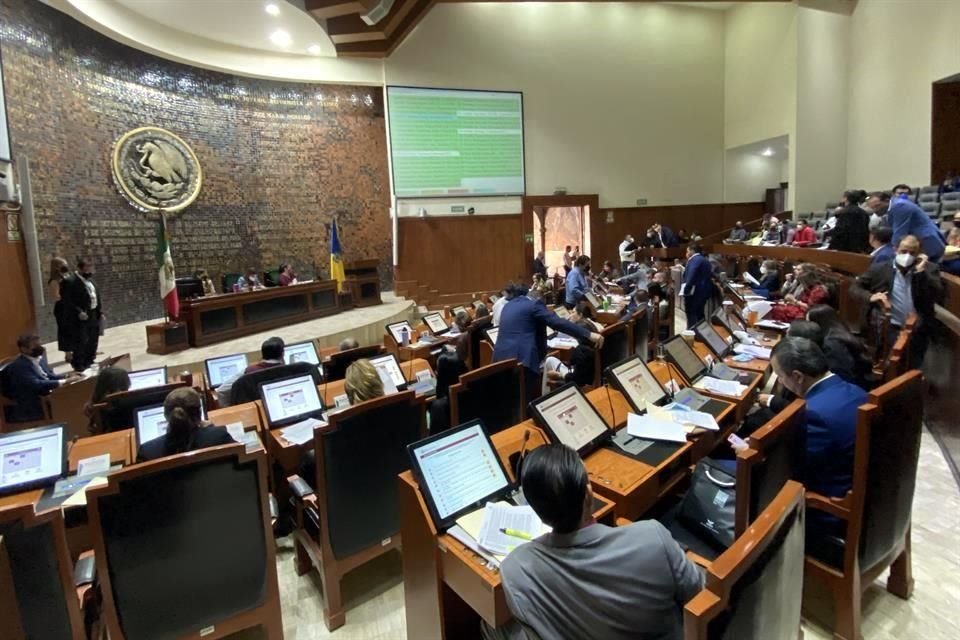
[343,259,382,307]
[145,322,189,355]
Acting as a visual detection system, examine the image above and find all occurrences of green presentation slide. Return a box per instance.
[387,87,525,198]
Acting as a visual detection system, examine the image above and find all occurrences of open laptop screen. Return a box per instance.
[663,336,707,383]
[386,321,414,345]
[0,424,66,495]
[408,419,512,531]
[422,312,450,336]
[606,356,669,412]
[205,353,249,388]
[529,383,610,457]
[284,341,320,366]
[368,353,407,393]
[260,374,324,427]
[485,327,499,345]
[696,321,730,358]
[128,367,167,390]
[134,404,168,446]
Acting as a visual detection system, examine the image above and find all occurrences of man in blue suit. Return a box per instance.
[681,244,714,328]
[1,334,70,423]
[770,337,867,503]
[494,293,603,404]
[647,223,678,248]
[564,255,590,308]
[868,190,945,262]
[868,226,895,266]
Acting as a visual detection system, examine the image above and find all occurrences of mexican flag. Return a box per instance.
[157,212,180,320]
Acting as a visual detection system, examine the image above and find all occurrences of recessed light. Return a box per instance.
[270,29,291,47]
[265,3,280,16]
[761,148,775,157]
[307,44,322,55]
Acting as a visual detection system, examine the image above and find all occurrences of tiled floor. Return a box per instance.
[251,431,959,640]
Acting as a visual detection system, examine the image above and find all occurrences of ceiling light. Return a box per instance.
[270,29,291,47]
[761,148,775,157]
[265,3,280,16]
[307,44,323,55]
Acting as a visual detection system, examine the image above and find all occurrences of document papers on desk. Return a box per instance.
[733,343,772,360]
[476,502,549,556]
[694,377,747,397]
[746,300,773,319]
[755,319,789,331]
[626,413,688,443]
[547,334,579,349]
[280,418,324,445]
[648,403,720,432]
[743,271,760,287]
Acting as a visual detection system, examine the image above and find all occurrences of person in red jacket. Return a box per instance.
[792,219,818,246]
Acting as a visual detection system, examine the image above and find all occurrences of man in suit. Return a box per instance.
[532,251,547,280]
[564,255,591,308]
[649,223,678,248]
[830,190,871,254]
[60,258,102,371]
[868,226,895,266]
[851,235,943,368]
[484,444,703,640]
[875,189,946,262]
[681,244,713,328]
[494,293,602,404]
[1,334,71,423]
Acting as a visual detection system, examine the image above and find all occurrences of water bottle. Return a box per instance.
[400,326,409,347]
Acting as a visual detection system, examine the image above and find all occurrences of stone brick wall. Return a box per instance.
[0,0,392,339]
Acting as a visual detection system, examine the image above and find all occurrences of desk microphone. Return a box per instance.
[515,429,532,480]
[604,384,617,429]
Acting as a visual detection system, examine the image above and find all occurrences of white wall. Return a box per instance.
[794,7,850,213]
[385,3,726,208]
[846,0,960,191]
[724,150,782,203]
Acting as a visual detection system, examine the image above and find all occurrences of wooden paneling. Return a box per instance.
[396,214,525,293]
[0,210,35,358]
[931,80,960,184]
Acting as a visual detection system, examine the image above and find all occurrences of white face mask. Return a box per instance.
[760,266,768,275]
[895,253,916,269]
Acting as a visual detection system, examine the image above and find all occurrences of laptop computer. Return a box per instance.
[485,326,499,345]
[452,306,468,317]
[422,312,451,336]
[605,356,671,414]
[0,424,67,496]
[368,353,409,393]
[258,374,326,429]
[204,352,249,389]
[386,320,415,345]
[134,401,209,449]
[529,383,612,458]
[695,320,734,359]
[128,367,167,391]
[407,419,514,532]
[661,337,744,414]
[283,341,320,366]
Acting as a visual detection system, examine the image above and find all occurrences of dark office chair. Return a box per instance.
[465,315,493,370]
[629,308,649,360]
[0,505,91,640]
[87,444,282,639]
[322,345,386,382]
[229,362,322,405]
[450,359,525,436]
[91,382,187,433]
[593,321,631,387]
[220,272,243,292]
[684,481,806,640]
[287,391,426,630]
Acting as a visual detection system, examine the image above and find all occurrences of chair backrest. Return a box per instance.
[0,505,85,640]
[917,192,939,204]
[323,345,386,382]
[684,481,805,640]
[881,313,917,381]
[316,392,425,559]
[941,191,960,203]
[849,370,924,575]
[88,444,278,640]
[594,321,631,386]
[97,382,188,432]
[920,201,940,217]
[230,361,322,405]
[220,272,242,292]
[630,308,650,360]
[466,315,493,369]
[734,400,805,537]
[918,184,939,196]
[449,360,525,435]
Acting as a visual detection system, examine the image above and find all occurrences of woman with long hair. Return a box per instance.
[768,269,830,323]
[806,304,872,388]
[48,257,72,362]
[136,387,233,461]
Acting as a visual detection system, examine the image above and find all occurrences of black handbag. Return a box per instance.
[676,458,737,550]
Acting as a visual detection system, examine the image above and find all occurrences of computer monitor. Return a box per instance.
[386,321,414,344]
[452,306,468,317]
[368,353,408,393]
[529,383,611,457]
[605,356,669,413]
[662,336,708,384]
[726,283,747,307]
[584,291,602,310]
[407,419,512,531]
[0,424,67,496]
[283,341,320,366]
[259,374,325,428]
[175,277,204,300]
[485,327,499,345]
[204,353,249,388]
[128,367,167,391]
[422,312,450,336]
[695,321,731,359]
[134,404,168,447]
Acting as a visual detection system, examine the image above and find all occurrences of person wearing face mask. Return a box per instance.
[753,259,782,297]
[0,333,75,423]
[868,226,895,266]
[851,235,943,368]
[830,190,871,254]
[47,257,74,363]
[564,255,591,308]
[61,258,103,372]
[880,186,946,262]
[726,220,748,243]
[681,244,714,328]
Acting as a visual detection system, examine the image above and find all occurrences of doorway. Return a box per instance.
[932,74,960,184]
[522,194,599,281]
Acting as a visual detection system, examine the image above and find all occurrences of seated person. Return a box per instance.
[791,218,817,246]
[752,259,782,298]
[338,337,360,351]
[83,366,131,434]
[474,302,490,319]
[726,220,748,243]
[806,305,872,389]
[542,316,597,394]
[598,260,619,281]
[344,359,385,403]
[648,282,671,340]
[137,387,233,462]
[868,226,895,266]
[767,269,830,323]
[942,227,960,276]
[487,445,703,640]
[761,221,782,244]
[235,268,262,291]
[1,333,72,423]
[196,269,217,296]
[278,263,298,286]
[216,336,286,404]
[428,351,468,434]
[621,288,649,318]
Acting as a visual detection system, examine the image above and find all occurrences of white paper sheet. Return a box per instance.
[755,320,789,331]
[225,422,246,443]
[695,377,746,396]
[476,502,548,556]
[666,408,719,431]
[76,454,111,477]
[625,413,689,443]
[746,300,773,319]
[281,418,324,445]
[733,343,772,360]
[743,271,760,286]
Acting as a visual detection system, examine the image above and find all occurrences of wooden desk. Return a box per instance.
[209,401,265,432]
[180,281,340,347]
[343,259,382,307]
[649,360,759,424]
[399,423,617,640]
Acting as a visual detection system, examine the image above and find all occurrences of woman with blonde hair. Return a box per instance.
[345,359,385,403]
[48,257,72,361]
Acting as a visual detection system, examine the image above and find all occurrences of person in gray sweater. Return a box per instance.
[483,445,704,640]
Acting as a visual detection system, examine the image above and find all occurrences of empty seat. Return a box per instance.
[917,192,939,204]
[450,359,525,435]
[940,191,960,203]
[918,184,939,196]
[919,201,940,218]
[940,198,960,219]
[323,344,386,382]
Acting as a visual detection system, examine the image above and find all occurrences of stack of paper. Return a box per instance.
[547,335,579,348]
[743,272,760,286]
[746,300,773,319]
[476,502,549,556]
[734,343,772,360]
[281,417,324,445]
[695,377,746,396]
[626,413,688,443]
[756,319,790,331]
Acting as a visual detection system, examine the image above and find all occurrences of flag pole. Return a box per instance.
[160,209,169,325]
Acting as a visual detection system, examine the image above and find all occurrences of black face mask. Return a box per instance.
[81,272,93,279]
[59,267,68,275]
[30,346,45,358]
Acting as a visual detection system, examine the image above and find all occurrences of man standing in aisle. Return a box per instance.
[61,258,103,371]
[618,234,637,274]
[681,244,713,328]
[564,255,591,309]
